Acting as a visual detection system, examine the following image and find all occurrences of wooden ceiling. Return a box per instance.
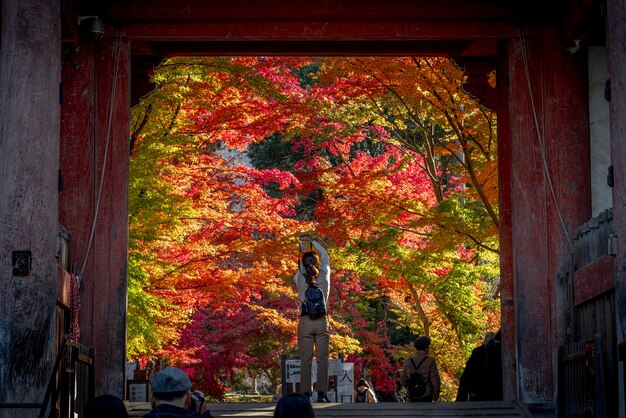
[67,0,602,103]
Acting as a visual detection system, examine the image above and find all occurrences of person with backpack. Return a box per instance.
[295,236,331,402]
[400,336,440,402]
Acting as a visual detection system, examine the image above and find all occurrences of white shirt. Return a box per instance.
[294,240,330,312]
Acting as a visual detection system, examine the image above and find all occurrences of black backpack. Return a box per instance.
[407,357,428,400]
[301,285,327,319]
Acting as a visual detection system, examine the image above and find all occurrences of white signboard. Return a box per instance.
[327,390,337,402]
[336,362,354,403]
[284,358,354,402]
[126,361,137,380]
[128,381,149,402]
[285,359,301,383]
[328,359,343,376]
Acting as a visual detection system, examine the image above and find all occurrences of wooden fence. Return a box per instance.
[560,209,616,417]
[47,337,95,418]
[558,335,606,417]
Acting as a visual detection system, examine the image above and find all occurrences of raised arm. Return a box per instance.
[311,240,329,266]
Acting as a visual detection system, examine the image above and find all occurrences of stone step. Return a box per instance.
[127,401,534,417]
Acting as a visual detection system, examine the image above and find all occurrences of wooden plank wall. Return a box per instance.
[502,24,590,406]
[0,0,61,415]
[567,208,617,414]
[606,0,626,415]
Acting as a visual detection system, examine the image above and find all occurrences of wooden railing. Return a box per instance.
[42,337,94,418]
[558,335,606,418]
[572,208,614,270]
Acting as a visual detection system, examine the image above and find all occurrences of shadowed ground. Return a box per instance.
[127,401,534,417]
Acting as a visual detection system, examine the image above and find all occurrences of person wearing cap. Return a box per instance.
[354,379,378,403]
[400,336,441,402]
[143,366,213,418]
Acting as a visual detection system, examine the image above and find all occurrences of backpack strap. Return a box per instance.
[410,356,428,372]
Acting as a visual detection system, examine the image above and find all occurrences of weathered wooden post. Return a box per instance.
[59,32,131,397]
[606,0,626,415]
[499,23,591,408]
[0,0,61,416]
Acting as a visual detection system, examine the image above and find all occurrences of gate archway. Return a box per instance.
[2,1,625,416]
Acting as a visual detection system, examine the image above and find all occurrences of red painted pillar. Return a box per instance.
[500,24,590,406]
[497,40,517,402]
[59,33,130,398]
[60,41,96,276]
[606,0,626,414]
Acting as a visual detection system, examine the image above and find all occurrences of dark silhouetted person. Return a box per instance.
[84,394,129,418]
[273,392,316,418]
[401,336,440,402]
[456,334,487,401]
[456,330,502,401]
[144,366,213,418]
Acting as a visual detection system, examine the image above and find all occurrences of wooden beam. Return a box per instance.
[57,267,72,310]
[541,22,591,380]
[91,34,131,398]
[100,0,526,22]
[133,40,478,57]
[497,39,518,401]
[60,41,97,277]
[562,0,602,40]
[121,21,537,42]
[504,23,590,405]
[459,58,498,111]
[0,0,60,411]
[573,255,615,305]
[606,0,626,414]
[60,33,131,398]
[507,34,553,405]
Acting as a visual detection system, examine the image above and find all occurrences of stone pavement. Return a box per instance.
[127,400,534,417]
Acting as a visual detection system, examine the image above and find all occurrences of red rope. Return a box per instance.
[70,274,81,343]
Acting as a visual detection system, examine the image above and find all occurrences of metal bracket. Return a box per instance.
[604,79,611,102]
[608,234,618,256]
[607,165,614,188]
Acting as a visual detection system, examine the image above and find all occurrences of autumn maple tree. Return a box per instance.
[127,55,500,400]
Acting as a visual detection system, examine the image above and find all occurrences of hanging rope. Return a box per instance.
[78,31,123,283]
[518,27,575,255]
[70,273,81,343]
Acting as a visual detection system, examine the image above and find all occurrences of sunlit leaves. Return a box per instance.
[127,55,500,400]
